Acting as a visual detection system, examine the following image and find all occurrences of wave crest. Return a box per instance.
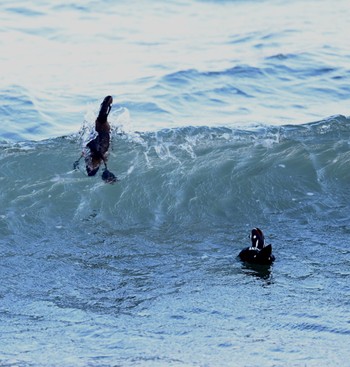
[0,116,349,236]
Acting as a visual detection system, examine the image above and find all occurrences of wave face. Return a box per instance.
[1,115,349,239]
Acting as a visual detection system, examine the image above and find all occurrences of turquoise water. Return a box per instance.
[1,1,350,366]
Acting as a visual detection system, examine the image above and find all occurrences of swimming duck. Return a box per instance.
[238,228,275,265]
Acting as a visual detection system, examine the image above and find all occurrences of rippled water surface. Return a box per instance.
[1,0,350,140]
[1,0,350,366]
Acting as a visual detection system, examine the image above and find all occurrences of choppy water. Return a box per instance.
[1,0,350,366]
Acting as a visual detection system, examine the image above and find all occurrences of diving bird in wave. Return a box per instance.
[74,95,117,183]
[238,228,275,265]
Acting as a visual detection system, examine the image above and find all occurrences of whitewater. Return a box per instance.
[1,1,350,366]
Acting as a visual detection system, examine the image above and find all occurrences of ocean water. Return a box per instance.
[1,0,350,366]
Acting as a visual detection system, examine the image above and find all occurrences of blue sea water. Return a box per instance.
[1,0,350,366]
